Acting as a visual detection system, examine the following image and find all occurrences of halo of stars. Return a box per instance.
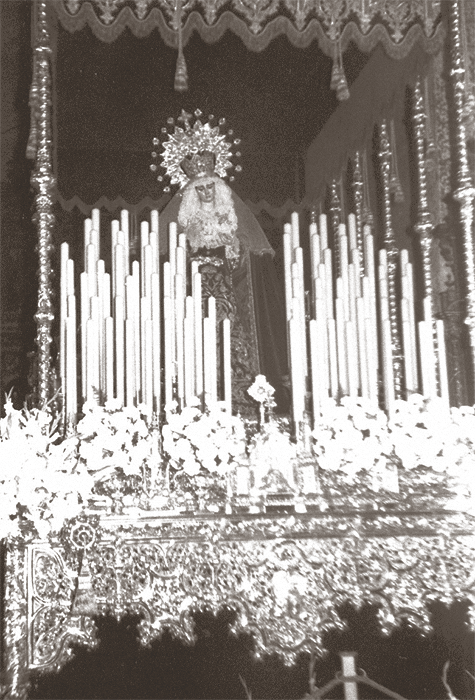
[151,109,241,191]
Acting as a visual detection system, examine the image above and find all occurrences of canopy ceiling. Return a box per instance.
[39,0,444,217]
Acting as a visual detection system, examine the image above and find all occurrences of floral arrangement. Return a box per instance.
[77,400,154,480]
[2,387,474,543]
[161,400,247,477]
[0,397,93,541]
[312,394,474,509]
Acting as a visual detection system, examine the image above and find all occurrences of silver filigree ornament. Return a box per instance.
[153,109,239,189]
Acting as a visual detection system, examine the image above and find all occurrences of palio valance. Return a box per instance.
[54,0,443,58]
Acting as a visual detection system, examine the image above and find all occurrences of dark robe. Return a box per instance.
[159,189,288,413]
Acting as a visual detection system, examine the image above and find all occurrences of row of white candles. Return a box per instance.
[284,212,450,426]
[60,209,232,423]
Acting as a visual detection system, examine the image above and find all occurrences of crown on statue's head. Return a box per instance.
[180,151,215,180]
[151,109,242,191]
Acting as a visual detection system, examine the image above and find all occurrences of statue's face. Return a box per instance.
[195,180,215,204]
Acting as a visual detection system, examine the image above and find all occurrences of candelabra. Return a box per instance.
[31,0,55,408]
[378,121,403,399]
[413,79,434,305]
[449,0,475,395]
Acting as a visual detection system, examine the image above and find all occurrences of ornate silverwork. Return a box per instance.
[31,1,56,408]
[4,545,28,700]
[412,79,434,306]
[378,121,403,399]
[449,0,475,394]
[352,151,364,276]
[24,510,475,674]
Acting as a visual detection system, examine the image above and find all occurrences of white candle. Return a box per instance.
[346,321,358,397]
[291,212,300,250]
[222,318,232,412]
[323,248,334,320]
[86,244,97,299]
[310,226,320,280]
[203,316,212,408]
[283,230,293,322]
[150,209,159,234]
[149,229,159,276]
[184,297,195,407]
[365,315,378,405]
[356,297,368,399]
[309,319,320,426]
[141,296,150,402]
[319,214,328,251]
[120,209,129,276]
[143,244,153,300]
[193,271,203,401]
[151,272,161,415]
[176,245,186,299]
[103,272,111,319]
[315,297,329,391]
[145,319,153,416]
[382,317,395,415]
[132,262,141,401]
[91,208,100,239]
[178,232,187,250]
[175,274,185,405]
[436,319,450,410]
[105,316,114,402]
[289,315,304,429]
[340,236,349,320]
[97,260,105,395]
[419,315,436,399]
[335,297,348,395]
[83,218,92,270]
[111,225,118,290]
[317,263,326,318]
[163,262,175,380]
[402,316,414,396]
[60,242,69,401]
[141,219,150,252]
[401,298,416,393]
[115,243,125,303]
[405,262,417,384]
[327,318,339,398]
[115,295,125,405]
[80,271,88,401]
[208,297,217,404]
[169,222,177,273]
[86,317,99,404]
[163,296,173,407]
[348,213,357,252]
[348,263,357,323]
[125,318,135,407]
[66,296,77,423]
[351,248,362,298]
[295,248,308,376]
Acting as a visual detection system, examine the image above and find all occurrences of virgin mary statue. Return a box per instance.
[156,112,287,414]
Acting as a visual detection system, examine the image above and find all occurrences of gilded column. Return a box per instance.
[3,544,28,699]
[31,0,56,407]
[449,0,475,391]
[412,79,434,305]
[379,121,403,399]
